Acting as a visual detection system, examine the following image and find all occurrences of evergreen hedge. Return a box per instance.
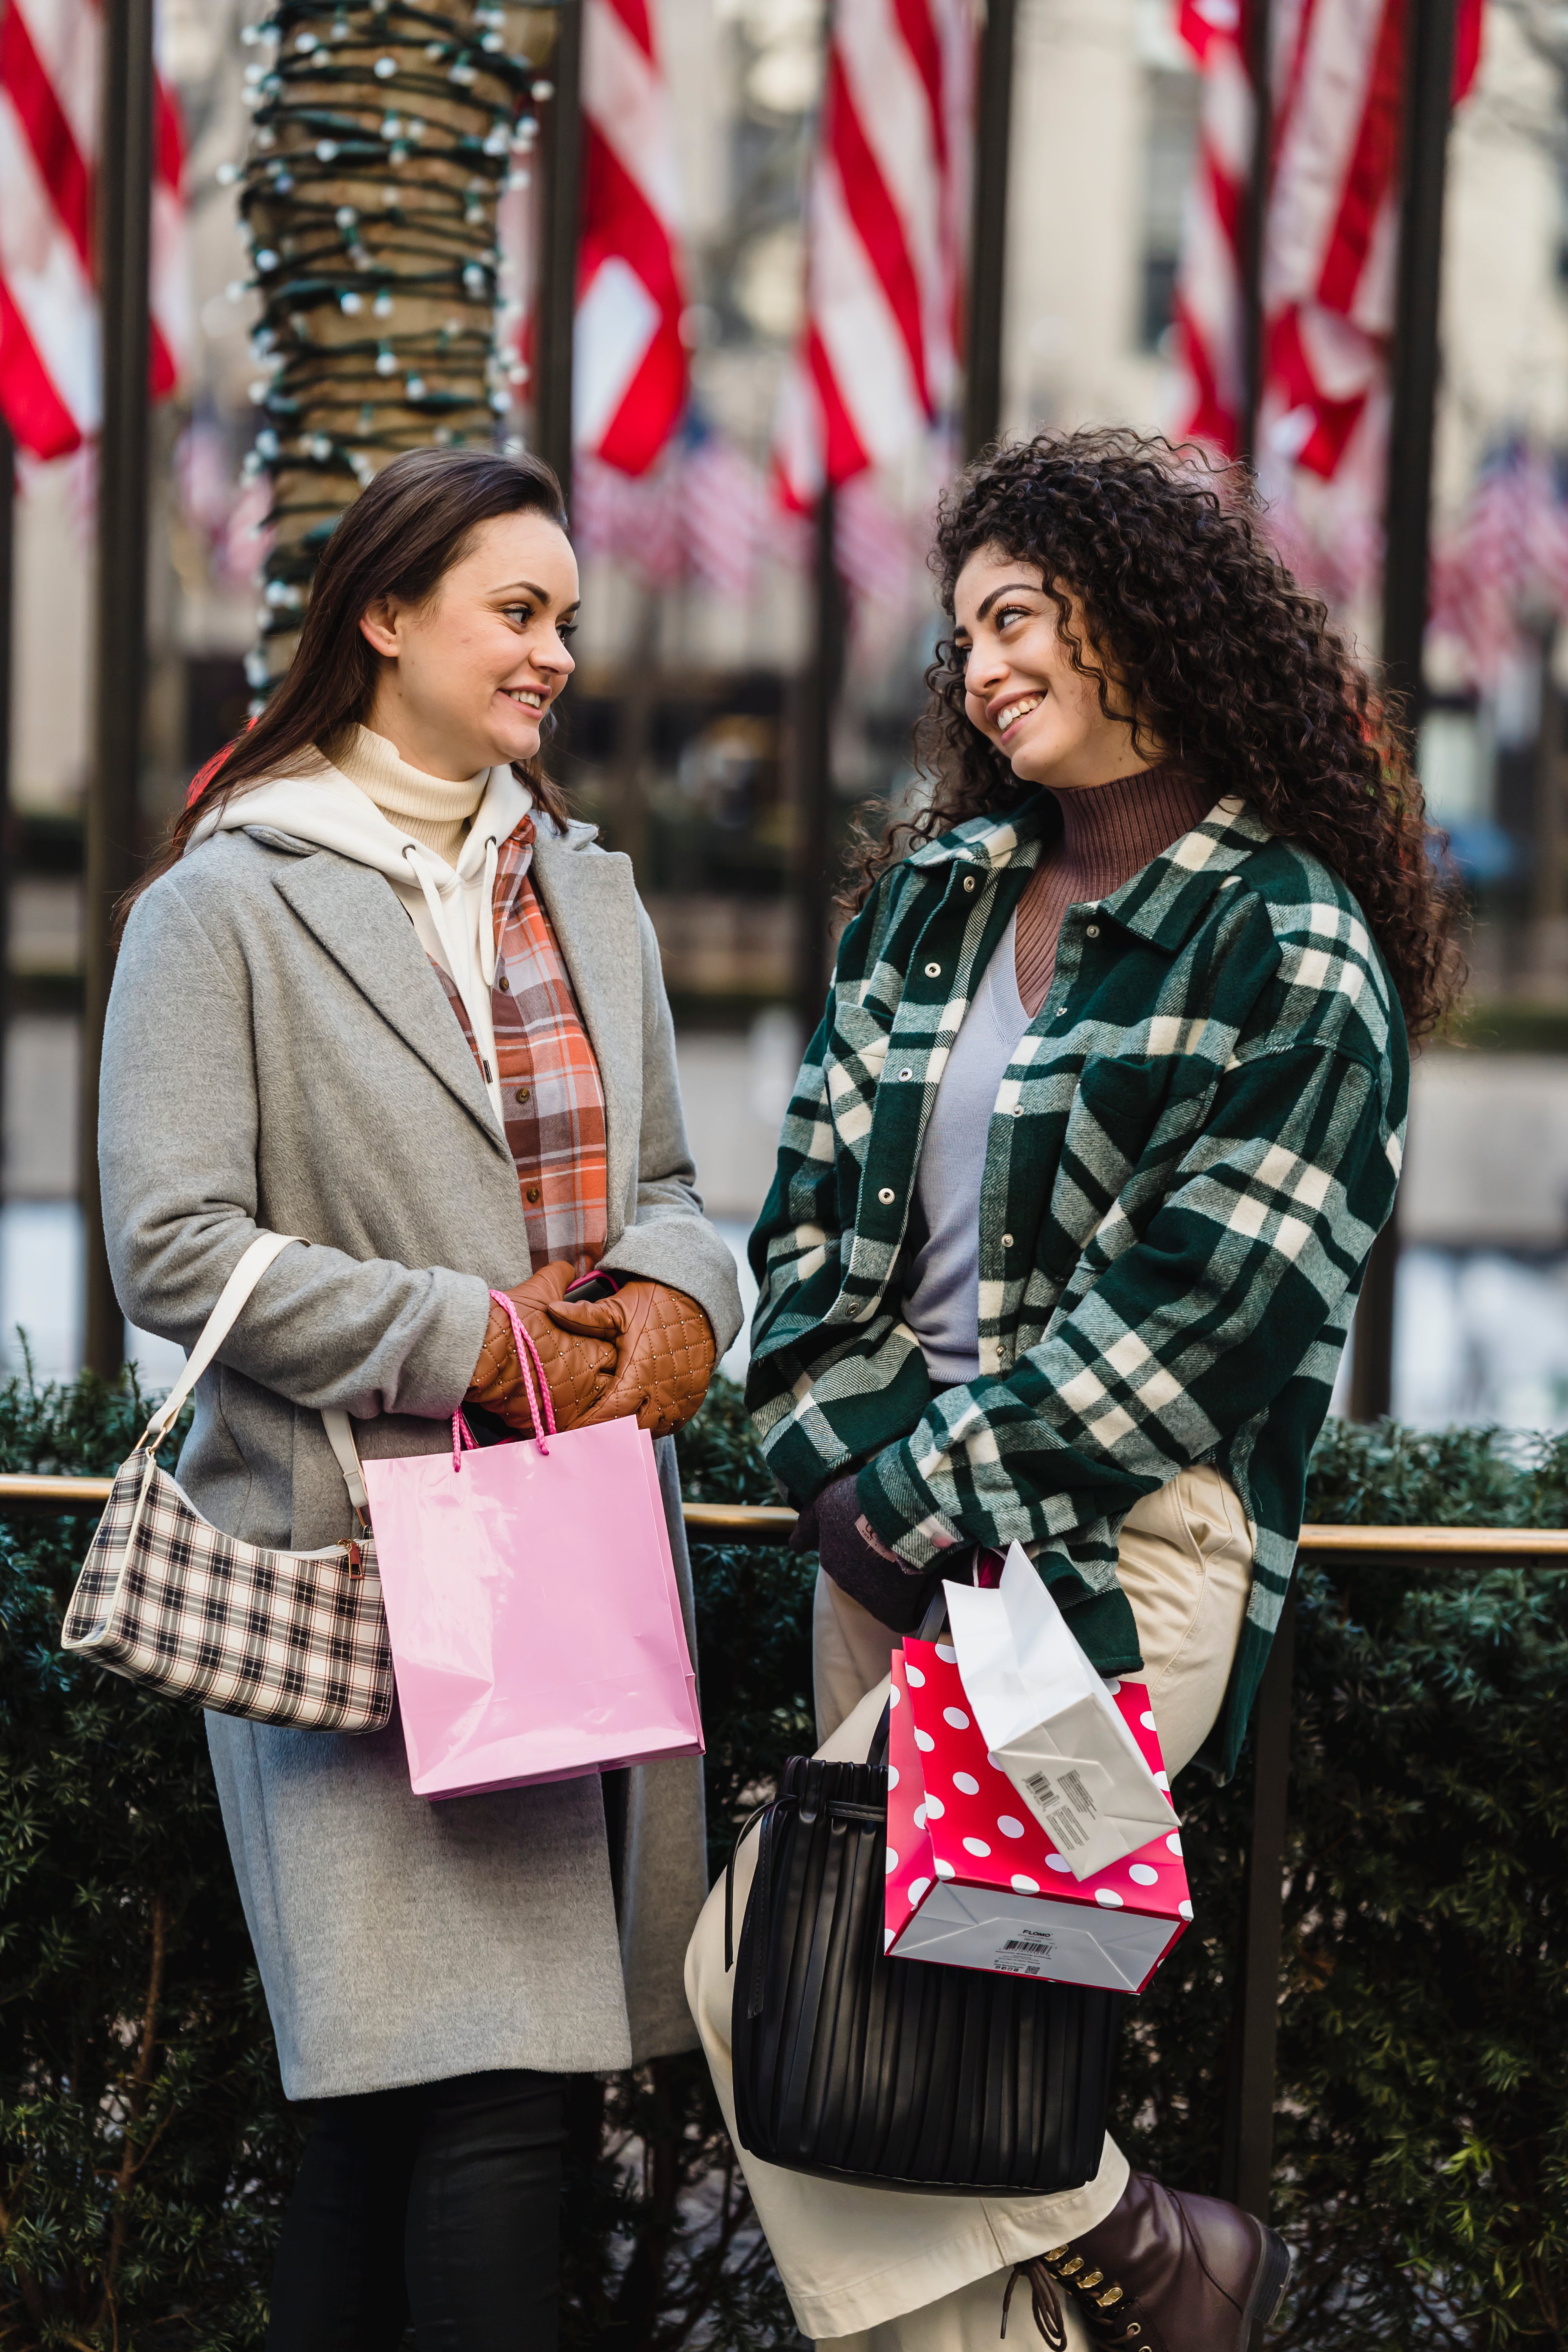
[2,1372,1566,2347]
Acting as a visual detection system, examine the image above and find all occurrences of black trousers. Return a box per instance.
[265,2068,568,2352]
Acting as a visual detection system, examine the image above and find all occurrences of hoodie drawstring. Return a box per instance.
[402,843,499,1092]
[479,832,500,988]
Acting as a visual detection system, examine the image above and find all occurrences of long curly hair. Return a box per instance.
[849,428,1463,1041]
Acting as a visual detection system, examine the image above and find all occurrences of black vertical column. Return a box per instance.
[81,0,156,1380]
[1349,0,1459,1424]
[534,0,583,515]
[962,0,1016,462]
[794,488,843,1038]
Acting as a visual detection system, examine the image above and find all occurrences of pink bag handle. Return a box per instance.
[488,1287,555,1448]
[450,1410,479,1473]
[450,1292,557,1466]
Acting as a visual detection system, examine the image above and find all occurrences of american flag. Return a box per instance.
[773,0,975,510]
[1171,0,1484,484]
[573,430,790,601]
[575,0,687,475]
[1430,445,1568,690]
[0,0,187,461]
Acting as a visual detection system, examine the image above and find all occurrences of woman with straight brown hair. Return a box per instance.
[102,445,742,2349]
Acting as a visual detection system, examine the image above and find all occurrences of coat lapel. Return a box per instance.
[528,828,643,1237]
[270,851,510,1157]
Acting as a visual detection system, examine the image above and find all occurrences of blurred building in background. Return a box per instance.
[8,0,1568,1421]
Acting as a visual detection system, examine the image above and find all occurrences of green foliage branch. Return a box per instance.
[3,1371,1568,2345]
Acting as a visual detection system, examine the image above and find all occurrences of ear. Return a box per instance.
[359,596,401,661]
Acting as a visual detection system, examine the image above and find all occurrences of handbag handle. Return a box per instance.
[129,1229,372,1526]
[136,1231,301,1455]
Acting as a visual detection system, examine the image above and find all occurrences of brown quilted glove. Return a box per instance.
[546,1279,716,1441]
[466,1259,618,1434]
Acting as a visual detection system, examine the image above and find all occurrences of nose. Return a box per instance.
[964,638,1007,700]
[535,625,575,681]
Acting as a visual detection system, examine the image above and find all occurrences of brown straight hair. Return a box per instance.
[125,445,572,922]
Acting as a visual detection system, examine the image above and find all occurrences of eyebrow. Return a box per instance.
[491,577,578,611]
[955,580,1044,635]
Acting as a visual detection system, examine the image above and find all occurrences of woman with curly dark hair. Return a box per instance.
[686,430,1458,2352]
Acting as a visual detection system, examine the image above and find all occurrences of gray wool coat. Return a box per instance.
[98,811,742,2102]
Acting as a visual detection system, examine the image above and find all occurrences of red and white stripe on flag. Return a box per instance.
[575,0,686,476]
[773,0,975,511]
[1171,0,1483,482]
[0,0,188,462]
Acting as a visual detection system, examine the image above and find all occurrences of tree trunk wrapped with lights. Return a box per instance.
[230,1,552,699]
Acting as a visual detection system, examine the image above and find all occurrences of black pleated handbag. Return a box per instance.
[726,1720,1121,2194]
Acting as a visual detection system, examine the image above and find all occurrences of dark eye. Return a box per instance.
[558,621,579,641]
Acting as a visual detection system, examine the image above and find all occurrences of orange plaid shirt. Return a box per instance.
[431,816,609,1276]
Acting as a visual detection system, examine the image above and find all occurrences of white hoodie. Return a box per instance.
[189,755,533,1135]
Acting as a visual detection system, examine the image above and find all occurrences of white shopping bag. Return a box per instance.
[944,1543,1174,1881]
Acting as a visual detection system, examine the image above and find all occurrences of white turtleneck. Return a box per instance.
[333,724,489,866]
[188,737,533,1135]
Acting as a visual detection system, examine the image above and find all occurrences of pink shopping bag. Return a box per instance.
[361,1294,703,1800]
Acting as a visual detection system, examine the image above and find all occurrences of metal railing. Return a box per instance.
[6,1471,1565,2231]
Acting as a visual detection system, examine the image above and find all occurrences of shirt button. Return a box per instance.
[878,1186,896,1205]
[497,975,511,992]
[898,1068,913,1080]
[924,961,942,978]
[963,875,976,891]
[1012,1105,1024,1118]
[1002,1232,1014,1247]
[1085,924,1100,938]
[525,1184,541,1203]
[515,1085,531,1104]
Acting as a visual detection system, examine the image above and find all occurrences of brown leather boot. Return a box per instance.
[1002,2172,1292,2350]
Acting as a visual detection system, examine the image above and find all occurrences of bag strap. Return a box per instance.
[136,1231,301,1453]
[133,1231,368,1523]
[320,1406,370,1519]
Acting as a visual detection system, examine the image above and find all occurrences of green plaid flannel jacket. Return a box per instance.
[746,791,1408,1774]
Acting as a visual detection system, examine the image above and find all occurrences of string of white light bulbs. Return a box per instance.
[225,0,548,699]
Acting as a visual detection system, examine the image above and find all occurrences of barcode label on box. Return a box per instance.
[1020,1764,1098,1853]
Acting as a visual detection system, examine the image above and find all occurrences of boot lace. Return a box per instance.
[1002,2249,1154,2350]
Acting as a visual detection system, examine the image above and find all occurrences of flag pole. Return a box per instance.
[1239,0,1272,464]
[535,0,583,514]
[81,0,156,1381]
[1348,0,1460,1423]
[0,421,15,1223]
[962,0,1016,461]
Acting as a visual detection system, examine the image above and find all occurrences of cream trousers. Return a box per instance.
[683,1464,1255,2348]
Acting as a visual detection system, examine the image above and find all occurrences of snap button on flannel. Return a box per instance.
[924,961,941,977]
[878,1186,896,1205]
[1002,1232,1014,1247]
[898,1068,913,1080]
[1085,924,1100,938]
[963,875,976,890]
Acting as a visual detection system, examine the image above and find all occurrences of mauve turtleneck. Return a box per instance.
[1013,761,1216,1016]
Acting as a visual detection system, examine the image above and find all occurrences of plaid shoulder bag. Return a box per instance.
[62,1231,395,1733]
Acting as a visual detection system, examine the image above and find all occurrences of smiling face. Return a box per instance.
[953,544,1163,791]
[358,508,579,780]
